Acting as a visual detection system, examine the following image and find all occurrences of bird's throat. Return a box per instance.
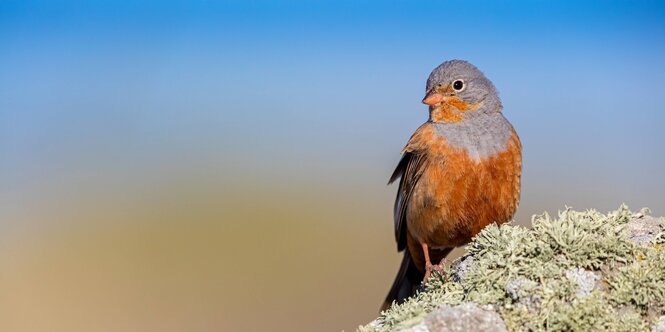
[430,104,463,123]
[429,98,481,123]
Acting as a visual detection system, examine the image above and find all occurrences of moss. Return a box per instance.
[359,205,665,332]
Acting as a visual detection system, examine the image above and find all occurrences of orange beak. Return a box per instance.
[422,89,445,105]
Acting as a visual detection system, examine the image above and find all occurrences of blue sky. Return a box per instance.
[2,0,665,221]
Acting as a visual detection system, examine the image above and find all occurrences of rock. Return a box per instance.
[652,316,665,332]
[397,322,428,332]
[565,268,600,298]
[505,276,541,311]
[625,215,665,245]
[400,303,507,332]
[451,255,476,282]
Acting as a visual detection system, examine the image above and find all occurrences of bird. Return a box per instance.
[381,60,522,311]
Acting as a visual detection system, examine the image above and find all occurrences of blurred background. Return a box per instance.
[1,0,664,331]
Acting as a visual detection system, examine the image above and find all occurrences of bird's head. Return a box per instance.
[422,60,501,123]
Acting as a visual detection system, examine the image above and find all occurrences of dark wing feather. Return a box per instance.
[389,151,429,251]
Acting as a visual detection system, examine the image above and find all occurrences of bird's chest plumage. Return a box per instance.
[406,115,522,248]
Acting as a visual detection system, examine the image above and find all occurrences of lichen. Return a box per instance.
[358,205,665,332]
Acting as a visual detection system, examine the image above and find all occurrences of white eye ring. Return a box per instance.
[452,79,465,92]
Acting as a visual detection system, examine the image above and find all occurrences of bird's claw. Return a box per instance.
[422,259,449,286]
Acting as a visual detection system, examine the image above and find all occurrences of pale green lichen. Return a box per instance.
[358,205,665,332]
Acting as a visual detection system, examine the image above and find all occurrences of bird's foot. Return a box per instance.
[433,259,448,281]
[422,262,444,285]
[432,263,445,275]
[422,259,449,285]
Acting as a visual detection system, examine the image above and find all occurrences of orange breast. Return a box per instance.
[406,130,522,249]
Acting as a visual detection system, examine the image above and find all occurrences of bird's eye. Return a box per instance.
[452,80,465,91]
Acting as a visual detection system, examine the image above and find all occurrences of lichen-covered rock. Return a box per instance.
[359,205,665,332]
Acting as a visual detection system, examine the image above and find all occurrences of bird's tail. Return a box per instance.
[380,251,423,312]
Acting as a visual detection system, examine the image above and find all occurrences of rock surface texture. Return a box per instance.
[399,303,507,332]
[359,206,665,332]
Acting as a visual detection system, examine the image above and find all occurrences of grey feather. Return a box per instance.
[432,112,514,162]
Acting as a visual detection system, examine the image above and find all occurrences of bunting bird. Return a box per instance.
[382,60,522,311]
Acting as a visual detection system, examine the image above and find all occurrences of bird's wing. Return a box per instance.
[389,150,429,251]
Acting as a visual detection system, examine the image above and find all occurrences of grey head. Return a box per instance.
[422,60,515,161]
[423,60,502,116]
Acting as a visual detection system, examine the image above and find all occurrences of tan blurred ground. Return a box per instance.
[0,168,410,332]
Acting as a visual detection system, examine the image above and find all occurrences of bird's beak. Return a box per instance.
[422,88,445,105]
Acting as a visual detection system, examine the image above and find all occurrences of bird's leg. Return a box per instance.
[421,242,432,285]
